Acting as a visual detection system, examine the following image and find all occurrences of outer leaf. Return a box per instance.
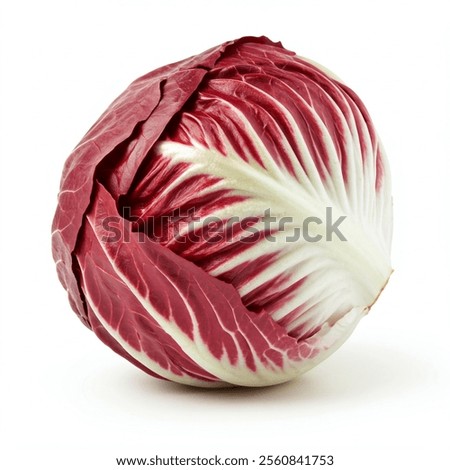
[77,183,367,387]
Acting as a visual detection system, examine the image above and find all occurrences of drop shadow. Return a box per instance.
[83,337,436,426]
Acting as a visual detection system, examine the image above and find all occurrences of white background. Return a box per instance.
[1,1,449,469]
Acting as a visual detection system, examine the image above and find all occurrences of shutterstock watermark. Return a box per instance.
[101,207,347,244]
